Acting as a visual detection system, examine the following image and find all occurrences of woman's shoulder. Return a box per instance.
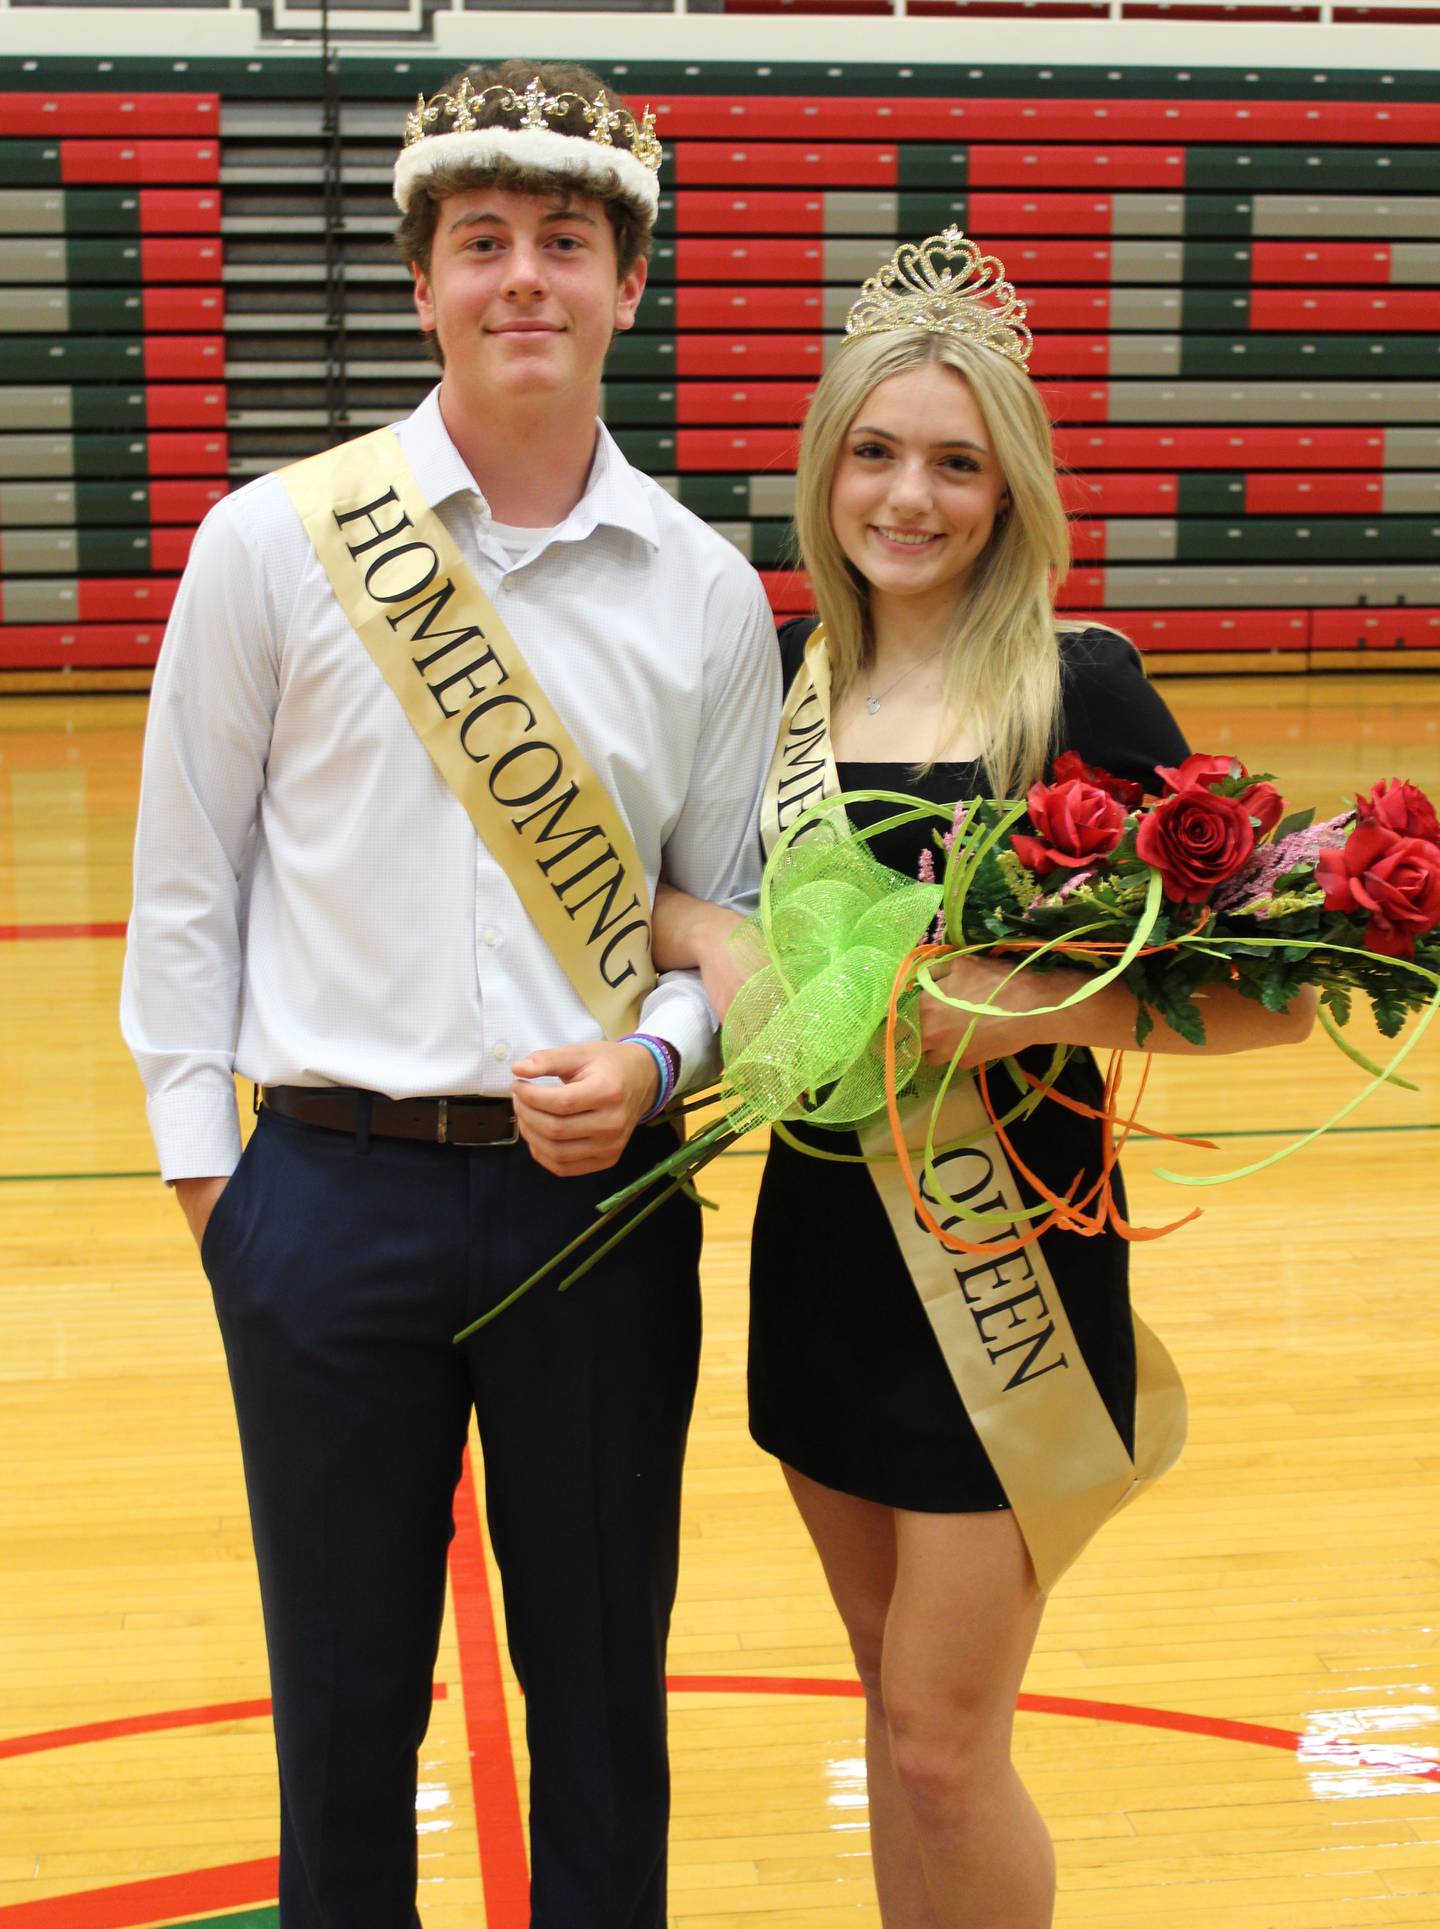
[1054,625,1190,775]
[1057,624,1145,680]
[777,614,821,691]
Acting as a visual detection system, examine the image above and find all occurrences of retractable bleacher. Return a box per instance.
[2,54,1437,686]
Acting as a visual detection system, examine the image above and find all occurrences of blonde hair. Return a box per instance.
[794,328,1075,798]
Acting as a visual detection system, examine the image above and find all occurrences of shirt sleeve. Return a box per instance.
[637,558,782,1088]
[119,496,281,1181]
[1057,627,1190,786]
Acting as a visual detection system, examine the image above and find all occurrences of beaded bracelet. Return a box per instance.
[619,1032,680,1122]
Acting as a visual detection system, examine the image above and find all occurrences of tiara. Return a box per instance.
[394,75,662,217]
[845,226,1032,371]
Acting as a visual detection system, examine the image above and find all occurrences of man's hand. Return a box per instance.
[510,1040,661,1177]
[175,1174,229,1250]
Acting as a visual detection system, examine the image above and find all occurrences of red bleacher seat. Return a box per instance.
[145,387,226,429]
[0,623,165,669]
[149,481,227,524]
[0,94,219,138]
[1245,475,1385,513]
[969,147,1185,189]
[1059,474,1181,513]
[1051,427,1387,469]
[1068,611,1311,650]
[674,336,825,377]
[677,430,801,470]
[673,240,826,282]
[143,338,226,380]
[1310,609,1440,650]
[61,142,220,186]
[1249,290,1439,330]
[146,434,228,475]
[144,290,225,331]
[672,288,826,329]
[671,193,828,235]
[673,145,899,189]
[139,189,222,234]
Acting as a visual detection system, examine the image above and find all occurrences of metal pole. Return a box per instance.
[321,0,349,446]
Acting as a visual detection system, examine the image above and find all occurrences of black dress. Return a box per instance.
[747,622,1191,1511]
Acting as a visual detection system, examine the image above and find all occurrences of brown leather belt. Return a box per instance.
[261,1085,519,1147]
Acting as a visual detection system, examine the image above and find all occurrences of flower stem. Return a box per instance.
[452,1118,746,1342]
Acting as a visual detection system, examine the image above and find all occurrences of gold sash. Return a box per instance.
[762,625,1186,1591]
[759,625,840,857]
[280,428,656,1038]
[861,1092,1186,1593]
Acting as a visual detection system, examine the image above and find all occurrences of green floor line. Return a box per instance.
[0,1168,162,1182]
[162,1909,278,1929]
[1,1115,1435,1186]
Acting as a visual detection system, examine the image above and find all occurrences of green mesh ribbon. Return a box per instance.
[719,800,944,1131]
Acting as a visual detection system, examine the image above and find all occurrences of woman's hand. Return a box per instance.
[652,880,751,1021]
[919,954,1059,1067]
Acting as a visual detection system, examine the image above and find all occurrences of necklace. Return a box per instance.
[864,645,947,715]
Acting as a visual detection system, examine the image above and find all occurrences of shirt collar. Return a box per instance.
[394,384,659,551]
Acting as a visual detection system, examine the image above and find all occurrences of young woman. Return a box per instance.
[653,233,1313,1929]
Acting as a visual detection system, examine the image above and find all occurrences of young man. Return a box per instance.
[121,61,779,1927]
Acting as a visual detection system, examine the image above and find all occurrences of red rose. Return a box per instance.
[1134,787,1256,903]
[1011,777,1128,877]
[1050,750,1145,810]
[1155,753,1239,795]
[1316,824,1440,960]
[1356,778,1440,844]
[1154,752,1286,837]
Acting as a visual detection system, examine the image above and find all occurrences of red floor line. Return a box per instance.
[448,1449,531,1924]
[0,1857,278,1928]
[0,922,128,940]
[666,1673,1439,1781]
[0,1697,274,1762]
[0,1685,446,1763]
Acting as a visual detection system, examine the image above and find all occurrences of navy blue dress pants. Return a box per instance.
[201,1104,702,1928]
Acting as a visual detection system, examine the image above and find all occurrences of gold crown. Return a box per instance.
[402,74,662,172]
[845,226,1032,370]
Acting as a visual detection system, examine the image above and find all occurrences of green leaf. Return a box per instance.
[1156,980,1208,1045]
[1320,982,1353,1027]
[1270,806,1316,844]
[1372,984,1408,1039]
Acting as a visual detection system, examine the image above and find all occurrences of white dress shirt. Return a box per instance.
[121,386,780,1181]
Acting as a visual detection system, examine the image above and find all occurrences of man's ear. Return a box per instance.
[411,260,436,336]
[613,256,648,335]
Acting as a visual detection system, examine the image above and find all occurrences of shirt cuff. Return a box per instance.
[635,972,720,1094]
[146,1080,244,1184]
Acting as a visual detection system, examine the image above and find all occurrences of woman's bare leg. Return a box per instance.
[782,1466,939,1928]
[884,1506,1054,1927]
[782,1468,1054,1928]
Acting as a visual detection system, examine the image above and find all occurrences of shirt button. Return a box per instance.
[483,927,502,949]
[491,1040,511,1063]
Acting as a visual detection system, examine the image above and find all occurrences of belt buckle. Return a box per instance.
[438,1097,519,1148]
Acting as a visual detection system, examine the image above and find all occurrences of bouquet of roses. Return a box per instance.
[934,755,1440,1050]
[455,758,1439,1337]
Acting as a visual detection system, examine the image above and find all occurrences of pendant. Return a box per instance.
[866,695,880,715]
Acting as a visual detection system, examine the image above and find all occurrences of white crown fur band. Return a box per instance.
[393,77,663,219]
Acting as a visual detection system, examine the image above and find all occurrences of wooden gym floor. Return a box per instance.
[1,673,1438,1929]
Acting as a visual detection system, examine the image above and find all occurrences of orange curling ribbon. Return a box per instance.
[884,943,1211,1256]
